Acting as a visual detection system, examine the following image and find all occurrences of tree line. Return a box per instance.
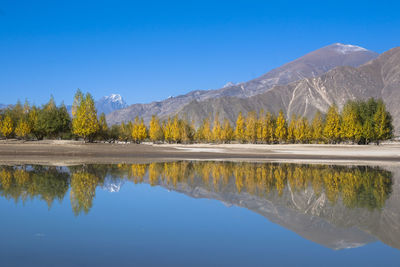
[0,90,394,144]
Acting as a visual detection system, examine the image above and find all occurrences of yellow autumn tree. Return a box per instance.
[220,119,234,143]
[275,110,287,143]
[163,117,174,143]
[257,109,266,143]
[15,119,31,139]
[287,115,297,144]
[245,111,258,143]
[212,113,222,143]
[323,105,341,144]
[311,111,324,143]
[235,112,246,143]
[72,92,99,142]
[149,115,164,143]
[265,112,275,144]
[171,115,181,143]
[132,116,148,143]
[341,101,362,144]
[197,117,212,142]
[0,115,14,139]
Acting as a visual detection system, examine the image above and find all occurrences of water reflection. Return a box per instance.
[0,162,398,250]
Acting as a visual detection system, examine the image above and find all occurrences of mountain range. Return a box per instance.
[106,43,388,128]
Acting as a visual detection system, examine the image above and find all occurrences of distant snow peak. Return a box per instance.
[333,43,368,54]
[223,82,235,88]
[105,94,124,103]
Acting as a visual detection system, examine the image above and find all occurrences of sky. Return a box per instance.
[0,0,399,106]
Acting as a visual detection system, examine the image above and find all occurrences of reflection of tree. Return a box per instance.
[0,162,394,215]
[0,166,69,207]
[70,170,100,215]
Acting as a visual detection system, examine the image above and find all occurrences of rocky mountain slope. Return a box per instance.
[178,47,400,133]
[107,43,378,124]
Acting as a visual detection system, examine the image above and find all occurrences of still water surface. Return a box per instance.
[0,161,400,266]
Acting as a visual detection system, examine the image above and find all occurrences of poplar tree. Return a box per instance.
[212,113,222,143]
[220,119,234,143]
[341,101,362,144]
[97,113,109,141]
[15,119,31,139]
[171,115,181,143]
[287,115,297,144]
[163,118,173,143]
[265,112,275,144]
[197,117,212,142]
[374,100,393,144]
[323,105,341,143]
[275,111,287,143]
[257,110,266,143]
[149,115,164,143]
[295,117,310,143]
[0,115,13,139]
[245,111,258,143]
[72,93,99,142]
[235,112,246,143]
[311,111,324,143]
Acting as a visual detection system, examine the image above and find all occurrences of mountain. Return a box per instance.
[178,47,400,134]
[0,104,6,110]
[95,94,127,115]
[107,43,378,124]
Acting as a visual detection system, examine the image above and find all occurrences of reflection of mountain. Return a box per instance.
[152,164,399,250]
[0,162,399,250]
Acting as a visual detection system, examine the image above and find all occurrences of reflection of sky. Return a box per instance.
[0,182,399,267]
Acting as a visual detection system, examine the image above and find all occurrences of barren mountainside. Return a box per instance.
[178,47,400,134]
[107,43,378,125]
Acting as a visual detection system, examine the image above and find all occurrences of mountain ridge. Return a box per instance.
[107,43,378,125]
[177,46,400,133]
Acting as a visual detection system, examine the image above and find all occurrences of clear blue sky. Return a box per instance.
[1,0,399,105]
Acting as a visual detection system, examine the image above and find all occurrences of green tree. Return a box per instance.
[97,113,109,141]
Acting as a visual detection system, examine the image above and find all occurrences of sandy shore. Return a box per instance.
[0,139,399,166]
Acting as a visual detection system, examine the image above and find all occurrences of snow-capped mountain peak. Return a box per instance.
[95,94,127,115]
[106,94,124,103]
[333,43,368,54]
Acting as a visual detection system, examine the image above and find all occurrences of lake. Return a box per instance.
[1,161,399,266]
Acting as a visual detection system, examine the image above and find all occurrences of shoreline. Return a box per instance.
[0,140,400,166]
